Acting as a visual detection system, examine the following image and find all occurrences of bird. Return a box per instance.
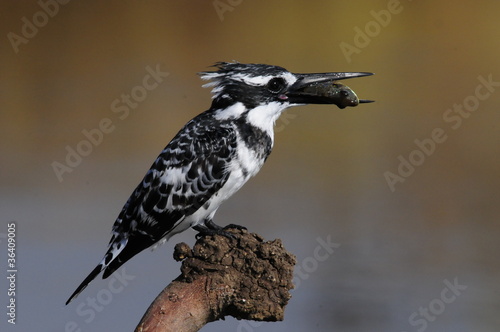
[66,62,373,305]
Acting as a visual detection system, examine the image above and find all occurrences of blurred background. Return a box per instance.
[1,1,499,331]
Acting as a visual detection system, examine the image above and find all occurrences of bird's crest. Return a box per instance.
[199,62,289,99]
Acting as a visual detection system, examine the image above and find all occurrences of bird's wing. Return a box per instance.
[103,114,237,277]
[66,114,237,305]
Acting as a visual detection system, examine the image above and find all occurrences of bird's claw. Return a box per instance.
[223,223,247,231]
[193,221,246,240]
[195,227,237,240]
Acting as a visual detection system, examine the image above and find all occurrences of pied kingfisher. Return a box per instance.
[66,62,373,304]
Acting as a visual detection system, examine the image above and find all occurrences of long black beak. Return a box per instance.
[286,72,374,109]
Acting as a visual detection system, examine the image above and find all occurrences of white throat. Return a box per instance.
[246,101,290,144]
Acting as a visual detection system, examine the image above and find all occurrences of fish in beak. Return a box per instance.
[286,72,374,109]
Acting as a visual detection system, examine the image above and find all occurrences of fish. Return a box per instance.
[298,81,373,109]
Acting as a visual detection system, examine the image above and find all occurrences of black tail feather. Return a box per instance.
[101,246,138,279]
[66,264,103,305]
[102,234,154,279]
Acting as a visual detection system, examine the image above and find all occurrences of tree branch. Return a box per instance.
[135,228,296,332]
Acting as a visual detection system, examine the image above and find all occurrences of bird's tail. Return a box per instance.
[65,263,104,305]
[66,237,131,305]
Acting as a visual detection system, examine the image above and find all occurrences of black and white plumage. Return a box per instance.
[66,62,372,305]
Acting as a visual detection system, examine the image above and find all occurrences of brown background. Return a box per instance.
[1,1,499,331]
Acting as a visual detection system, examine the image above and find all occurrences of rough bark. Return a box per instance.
[135,227,296,332]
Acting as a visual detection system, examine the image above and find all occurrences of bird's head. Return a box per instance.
[199,62,373,133]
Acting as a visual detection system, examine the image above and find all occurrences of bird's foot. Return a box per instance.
[193,220,246,239]
[193,220,235,239]
[223,223,247,231]
[194,227,236,240]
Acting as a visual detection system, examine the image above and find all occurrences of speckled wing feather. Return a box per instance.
[66,112,237,304]
[103,112,237,277]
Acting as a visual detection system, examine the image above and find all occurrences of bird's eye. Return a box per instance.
[267,77,286,94]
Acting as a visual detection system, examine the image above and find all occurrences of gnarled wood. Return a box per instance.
[135,228,296,332]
